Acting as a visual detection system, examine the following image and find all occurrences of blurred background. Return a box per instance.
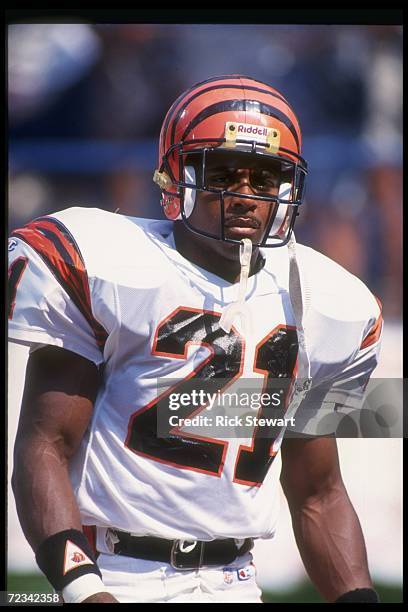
[8,22,402,602]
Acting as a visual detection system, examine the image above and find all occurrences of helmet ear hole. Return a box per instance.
[183,165,196,218]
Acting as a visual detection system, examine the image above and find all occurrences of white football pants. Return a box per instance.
[97,551,263,603]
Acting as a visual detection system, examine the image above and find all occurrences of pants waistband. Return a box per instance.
[95,527,254,570]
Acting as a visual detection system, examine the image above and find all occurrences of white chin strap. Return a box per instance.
[220,234,312,436]
[287,232,311,382]
[219,238,253,335]
[276,231,313,443]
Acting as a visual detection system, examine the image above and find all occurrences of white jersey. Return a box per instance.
[8,207,382,542]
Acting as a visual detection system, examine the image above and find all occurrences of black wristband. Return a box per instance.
[335,588,380,603]
[35,529,102,591]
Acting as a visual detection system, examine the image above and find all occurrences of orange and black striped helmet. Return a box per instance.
[153,75,307,247]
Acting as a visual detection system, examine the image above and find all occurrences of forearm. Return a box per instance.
[289,483,372,602]
[12,439,118,603]
[12,436,82,551]
[10,349,116,602]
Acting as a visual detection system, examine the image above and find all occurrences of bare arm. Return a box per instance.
[11,345,117,603]
[280,435,373,602]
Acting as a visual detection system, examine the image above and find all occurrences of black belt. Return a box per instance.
[112,531,254,570]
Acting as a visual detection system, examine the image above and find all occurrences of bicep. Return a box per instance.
[15,346,100,460]
[280,435,344,506]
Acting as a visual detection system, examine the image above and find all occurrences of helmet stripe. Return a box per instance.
[179,99,300,151]
[167,83,293,150]
[162,76,252,155]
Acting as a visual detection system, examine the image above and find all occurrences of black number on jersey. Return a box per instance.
[8,257,28,320]
[126,307,298,485]
[126,307,243,476]
[234,325,298,486]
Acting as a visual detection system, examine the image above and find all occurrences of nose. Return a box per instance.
[226,170,258,212]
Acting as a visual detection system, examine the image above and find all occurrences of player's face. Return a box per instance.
[187,151,280,250]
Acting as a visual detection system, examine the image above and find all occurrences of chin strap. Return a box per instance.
[287,233,311,379]
[219,238,253,335]
[219,233,312,448]
[219,233,312,391]
[285,232,312,413]
[268,232,313,452]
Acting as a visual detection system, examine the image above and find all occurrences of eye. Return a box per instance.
[251,169,280,190]
[207,168,234,186]
[212,174,228,183]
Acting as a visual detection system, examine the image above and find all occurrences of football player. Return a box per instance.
[9,75,382,603]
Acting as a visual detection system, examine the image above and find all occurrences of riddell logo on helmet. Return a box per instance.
[224,122,280,151]
[237,124,268,136]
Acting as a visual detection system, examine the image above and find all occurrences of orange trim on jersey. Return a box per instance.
[360,297,383,350]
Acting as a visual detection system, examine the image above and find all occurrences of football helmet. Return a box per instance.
[153,75,307,247]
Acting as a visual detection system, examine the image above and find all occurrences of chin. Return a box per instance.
[201,233,241,260]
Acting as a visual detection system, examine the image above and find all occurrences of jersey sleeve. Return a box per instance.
[8,217,108,366]
[289,299,383,437]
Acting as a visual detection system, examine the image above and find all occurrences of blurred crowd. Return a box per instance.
[8,23,402,319]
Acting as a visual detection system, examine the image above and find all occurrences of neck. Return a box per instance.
[173,221,263,283]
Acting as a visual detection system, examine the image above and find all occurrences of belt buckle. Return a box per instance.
[170,539,204,571]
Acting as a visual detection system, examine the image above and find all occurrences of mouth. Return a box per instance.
[224,216,261,237]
